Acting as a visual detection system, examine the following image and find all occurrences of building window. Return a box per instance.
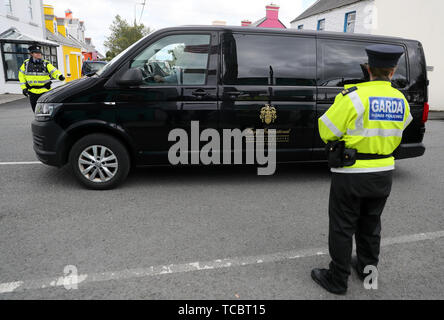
[28,0,33,20]
[53,21,58,34]
[65,55,71,76]
[5,0,13,15]
[317,19,325,31]
[1,43,57,81]
[344,11,356,33]
[298,25,304,30]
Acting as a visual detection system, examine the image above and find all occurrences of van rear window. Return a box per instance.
[317,39,408,88]
[222,33,316,86]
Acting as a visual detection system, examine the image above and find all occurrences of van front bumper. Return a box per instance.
[393,143,426,159]
[31,120,66,167]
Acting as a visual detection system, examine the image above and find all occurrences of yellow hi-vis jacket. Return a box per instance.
[18,58,63,95]
[318,81,413,173]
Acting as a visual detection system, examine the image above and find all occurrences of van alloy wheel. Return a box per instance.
[78,145,118,183]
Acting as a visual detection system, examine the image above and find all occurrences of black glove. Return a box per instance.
[44,82,51,90]
[59,75,65,81]
[22,89,29,97]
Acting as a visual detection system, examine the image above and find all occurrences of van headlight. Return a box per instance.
[34,103,62,121]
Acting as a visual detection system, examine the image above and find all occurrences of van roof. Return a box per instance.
[158,25,417,44]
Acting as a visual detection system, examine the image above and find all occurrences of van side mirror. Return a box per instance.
[116,68,143,86]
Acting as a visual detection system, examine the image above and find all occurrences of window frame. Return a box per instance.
[344,11,356,33]
[1,42,58,81]
[28,0,33,20]
[317,19,325,31]
[65,54,71,76]
[316,38,410,89]
[221,32,317,87]
[129,32,213,87]
[5,0,13,15]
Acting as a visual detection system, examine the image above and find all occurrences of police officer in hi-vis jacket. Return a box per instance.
[19,45,65,112]
[312,44,413,295]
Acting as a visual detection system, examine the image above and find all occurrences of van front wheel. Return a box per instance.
[69,134,130,190]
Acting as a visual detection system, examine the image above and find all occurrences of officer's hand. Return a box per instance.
[22,89,29,97]
[59,75,65,81]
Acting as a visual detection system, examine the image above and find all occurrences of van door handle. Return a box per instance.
[192,89,208,97]
[226,91,243,98]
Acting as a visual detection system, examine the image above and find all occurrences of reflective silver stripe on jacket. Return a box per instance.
[331,165,395,174]
[49,68,56,75]
[24,72,50,76]
[346,90,405,138]
[404,112,413,129]
[351,128,403,137]
[28,80,51,84]
[320,114,343,138]
[346,91,365,136]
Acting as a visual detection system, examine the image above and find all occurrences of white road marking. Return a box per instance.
[1,230,443,294]
[0,161,42,165]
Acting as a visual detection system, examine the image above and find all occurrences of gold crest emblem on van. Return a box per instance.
[260,105,277,125]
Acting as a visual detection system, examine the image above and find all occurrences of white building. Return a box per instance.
[0,0,58,94]
[291,0,444,110]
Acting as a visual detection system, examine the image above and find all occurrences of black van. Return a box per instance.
[32,26,428,189]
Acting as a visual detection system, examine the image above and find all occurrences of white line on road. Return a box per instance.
[1,230,443,294]
[0,161,42,165]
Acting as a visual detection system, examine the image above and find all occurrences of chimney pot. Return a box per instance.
[65,9,73,19]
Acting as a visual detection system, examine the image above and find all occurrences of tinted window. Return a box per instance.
[223,33,316,86]
[318,39,408,88]
[130,34,211,86]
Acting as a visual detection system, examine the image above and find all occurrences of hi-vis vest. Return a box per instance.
[18,58,62,94]
[318,81,413,173]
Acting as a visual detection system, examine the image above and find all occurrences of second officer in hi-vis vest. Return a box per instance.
[311,45,413,295]
[19,45,65,112]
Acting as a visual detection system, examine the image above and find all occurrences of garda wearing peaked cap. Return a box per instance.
[365,44,404,68]
[28,45,42,53]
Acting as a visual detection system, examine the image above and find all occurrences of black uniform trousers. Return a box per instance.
[328,170,393,289]
[29,92,43,113]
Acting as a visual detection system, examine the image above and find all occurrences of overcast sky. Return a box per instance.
[43,0,316,55]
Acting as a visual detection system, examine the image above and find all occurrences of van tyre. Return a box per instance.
[69,134,130,190]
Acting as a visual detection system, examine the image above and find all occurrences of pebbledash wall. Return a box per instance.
[291,0,373,33]
[291,0,444,110]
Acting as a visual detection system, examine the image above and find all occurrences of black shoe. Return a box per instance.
[351,256,365,281]
[311,268,347,295]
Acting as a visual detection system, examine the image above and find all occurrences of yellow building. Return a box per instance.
[43,4,82,82]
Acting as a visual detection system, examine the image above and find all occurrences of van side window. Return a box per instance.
[222,33,316,86]
[130,34,211,86]
[317,39,408,88]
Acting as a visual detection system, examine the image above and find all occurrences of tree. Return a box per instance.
[104,15,150,60]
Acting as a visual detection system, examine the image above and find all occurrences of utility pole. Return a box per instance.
[134,0,146,26]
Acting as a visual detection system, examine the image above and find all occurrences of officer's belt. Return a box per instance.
[356,153,393,160]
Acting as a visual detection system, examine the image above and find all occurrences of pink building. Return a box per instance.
[242,3,286,29]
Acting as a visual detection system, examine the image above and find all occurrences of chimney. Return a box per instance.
[65,9,72,19]
[85,38,91,45]
[241,20,252,27]
[265,3,280,20]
